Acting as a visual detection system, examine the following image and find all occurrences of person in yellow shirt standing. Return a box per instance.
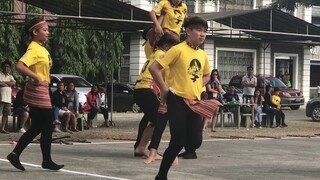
[272,87,288,128]
[149,16,211,180]
[7,18,64,171]
[134,33,178,158]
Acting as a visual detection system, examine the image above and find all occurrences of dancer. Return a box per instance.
[7,18,64,171]
[149,16,212,180]
[134,33,177,157]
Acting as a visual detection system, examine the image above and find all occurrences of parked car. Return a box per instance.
[50,74,92,106]
[102,82,141,113]
[306,97,320,121]
[229,75,304,110]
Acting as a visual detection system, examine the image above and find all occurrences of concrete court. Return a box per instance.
[1,136,320,180]
[0,108,319,180]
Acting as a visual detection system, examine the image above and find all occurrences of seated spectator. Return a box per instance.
[52,82,78,132]
[223,85,239,103]
[262,85,276,128]
[253,89,264,128]
[223,85,239,126]
[65,82,80,119]
[272,87,288,128]
[97,86,110,127]
[12,85,29,133]
[83,84,110,128]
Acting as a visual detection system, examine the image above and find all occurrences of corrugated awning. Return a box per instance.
[15,0,152,32]
[193,8,320,43]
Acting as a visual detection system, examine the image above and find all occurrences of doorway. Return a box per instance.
[274,53,298,89]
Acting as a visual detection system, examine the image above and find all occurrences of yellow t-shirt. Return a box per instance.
[135,48,166,89]
[272,95,281,108]
[152,0,187,35]
[156,41,210,100]
[19,41,52,82]
[144,40,154,60]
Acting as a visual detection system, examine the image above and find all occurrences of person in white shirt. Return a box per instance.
[0,60,16,134]
[242,66,257,104]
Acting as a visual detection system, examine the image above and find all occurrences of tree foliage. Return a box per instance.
[271,0,320,12]
[0,2,124,85]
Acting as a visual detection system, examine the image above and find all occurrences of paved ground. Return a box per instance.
[1,108,320,180]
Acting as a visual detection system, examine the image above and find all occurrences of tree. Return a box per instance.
[271,0,320,12]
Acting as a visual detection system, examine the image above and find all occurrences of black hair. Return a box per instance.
[265,85,272,92]
[210,69,220,82]
[183,16,208,29]
[25,18,45,36]
[247,66,253,71]
[142,26,152,40]
[273,87,280,92]
[1,60,12,68]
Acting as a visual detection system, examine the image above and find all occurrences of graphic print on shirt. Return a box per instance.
[188,59,202,82]
[174,10,183,25]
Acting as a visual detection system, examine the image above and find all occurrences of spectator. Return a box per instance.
[282,71,291,88]
[203,69,222,132]
[0,60,16,134]
[253,89,264,128]
[272,87,288,128]
[65,82,80,118]
[262,85,276,128]
[12,84,30,133]
[223,85,240,126]
[242,66,257,104]
[52,82,78,132]
[97,86,110,127]
[83,84,110,128]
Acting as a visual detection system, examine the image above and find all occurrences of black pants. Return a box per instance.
[133,88,159,149]
[157,92,202,178]
[88,107,109,121]
[12,107,54,162]
[275,110,285,126]
[262,107,275,127]
[148,113,168,150]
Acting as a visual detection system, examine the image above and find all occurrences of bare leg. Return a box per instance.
[211,107,219,132]
[62,113,71,132]
[135,125,154,156]
[144,148,162,164]
[202,118,210,131]
[70,114,79,132]
[1,115,9,133]
[172,156,179,166]
[20,111,29,129]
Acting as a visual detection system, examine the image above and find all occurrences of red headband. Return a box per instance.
[28,20,47,32]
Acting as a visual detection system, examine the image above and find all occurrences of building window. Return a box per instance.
[217,50,254,84]
[310,61,320,87]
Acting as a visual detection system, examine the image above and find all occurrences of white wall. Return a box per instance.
[302,45,311,102]
[258,43,271,75]
[129,34,146,83]
[130,0,153,11]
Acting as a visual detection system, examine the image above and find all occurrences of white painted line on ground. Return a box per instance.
[0,158,130,180]
[1,136,320,146]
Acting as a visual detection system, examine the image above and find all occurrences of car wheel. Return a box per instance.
[290,105,300,110]
[132,103,141,113]
[311,105,320,121]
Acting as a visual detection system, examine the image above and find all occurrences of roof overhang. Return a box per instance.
[12,0,152,32]
[192,8,320,44]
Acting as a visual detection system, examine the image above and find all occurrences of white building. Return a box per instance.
[121,0,320,103]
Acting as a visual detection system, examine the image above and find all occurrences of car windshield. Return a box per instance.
[60,77,91,87]
[266,78,287,88]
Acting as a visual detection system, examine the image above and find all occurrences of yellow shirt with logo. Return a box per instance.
[135,48,166,89]
[272,95,281,109]
[19,41,52,82]
[156,41,210,100]
[152,0,187,35]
